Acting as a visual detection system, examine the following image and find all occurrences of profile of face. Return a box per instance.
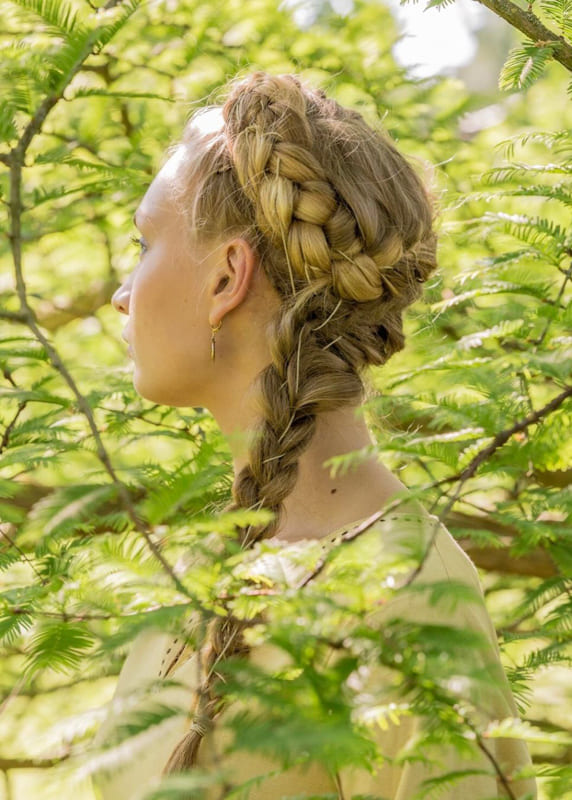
[111,146,213,407]
[111,115,273,410]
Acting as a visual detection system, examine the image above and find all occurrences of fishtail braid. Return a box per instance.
[163,70,439,776]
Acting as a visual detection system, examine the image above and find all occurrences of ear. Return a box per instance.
[208,238,257,326]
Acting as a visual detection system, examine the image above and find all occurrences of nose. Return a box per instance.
[111,280,130,315]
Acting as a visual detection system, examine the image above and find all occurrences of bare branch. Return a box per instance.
[0,754,69,770]
[443,384,572,486]
[462,543,556,577]
[533,260,572,346]
[0,400,27,455]
[0,310,31,323]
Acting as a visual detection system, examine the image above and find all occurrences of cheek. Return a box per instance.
[132,257,203,354]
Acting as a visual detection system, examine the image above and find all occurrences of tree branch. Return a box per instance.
[389,385,571,589]
[3,5,190,601]
[473,0,572,72]
[444,384,572,486]
[462,542,556,577]
[0,754,69,770]
[0,482,560,578]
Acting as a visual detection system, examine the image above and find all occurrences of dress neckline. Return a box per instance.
[268,501,429,549]
[158,503,431,679]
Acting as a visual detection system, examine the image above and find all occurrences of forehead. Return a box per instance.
[135,107,224,227]
[139,146,186,211]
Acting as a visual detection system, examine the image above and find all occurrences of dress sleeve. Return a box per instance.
[337,521,537,800]
[90,627,192,800]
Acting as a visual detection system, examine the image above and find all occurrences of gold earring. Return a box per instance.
[210,320,222,361]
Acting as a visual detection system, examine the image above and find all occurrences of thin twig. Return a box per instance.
[446,384,571,486]
[533,260,572,346]
[0,399,27,455]
[0,754,70,771]
[0,533,46,585]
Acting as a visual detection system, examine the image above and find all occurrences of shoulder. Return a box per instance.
[361,509,491,632]
[240,502,481,596]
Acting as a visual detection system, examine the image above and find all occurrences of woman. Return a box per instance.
[95,71,536,799]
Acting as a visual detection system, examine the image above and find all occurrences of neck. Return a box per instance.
[220,404,409,543]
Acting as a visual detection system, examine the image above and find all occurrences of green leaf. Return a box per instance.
[139,769,231,800]
[483,717,572,746]
[9,0,82,36]
[25,620,96,676]
[92,0,142,52]
[499,41,559,91]
[424,0,457,9]
[0,610,34,644]
[540,0,572,39]
[68,88,174,103]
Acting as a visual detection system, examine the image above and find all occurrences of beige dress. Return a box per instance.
[91,504,537,800]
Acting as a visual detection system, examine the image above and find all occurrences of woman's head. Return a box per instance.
[112,69,439,775]
[113,70,438,540]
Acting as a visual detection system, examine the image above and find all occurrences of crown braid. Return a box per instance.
[163,71,438,777]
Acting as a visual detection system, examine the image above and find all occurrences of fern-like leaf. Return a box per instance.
[496,129,572,160]
[424,0,457,8]
[499,40,559,91]
[540,0,572,39]
[9,0,82,36]
[92,0,142,53]
[0,609,34,645]
[25,619,95,676]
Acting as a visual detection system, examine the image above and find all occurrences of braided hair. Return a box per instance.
[162,71,438,774]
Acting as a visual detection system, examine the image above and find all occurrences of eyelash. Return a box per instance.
[130,234,147,255]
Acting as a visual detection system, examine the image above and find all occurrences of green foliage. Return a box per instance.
[404,0,572,96]
[0,0,571,798]
[25,619,96,677]
[540,0,572,40]
[499,41,560,92]
[11,0,82,36]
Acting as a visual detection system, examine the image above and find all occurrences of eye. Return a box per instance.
[130,233,148,256]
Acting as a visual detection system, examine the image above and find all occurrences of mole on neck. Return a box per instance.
[267,409,408,544]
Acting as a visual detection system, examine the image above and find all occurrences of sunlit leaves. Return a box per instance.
[25,619,96,677]
[0,608,34,645]
[139,769,232,800]
[540,0,572,39]
[9,0,82,37]
[499,41,560,92]
[483,717,572,746]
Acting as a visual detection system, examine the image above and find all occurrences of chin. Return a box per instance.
[132,372,195,408]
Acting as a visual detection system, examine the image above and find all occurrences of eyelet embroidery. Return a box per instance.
[158,638,180,679]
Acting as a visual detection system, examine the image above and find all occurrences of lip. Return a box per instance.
[127,345,134,358]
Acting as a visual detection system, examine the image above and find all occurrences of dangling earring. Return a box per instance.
[210,320,222,361]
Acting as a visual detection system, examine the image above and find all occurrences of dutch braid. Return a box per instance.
[163,71,438,776]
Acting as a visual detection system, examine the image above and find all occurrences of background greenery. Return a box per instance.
[0,0,570,798]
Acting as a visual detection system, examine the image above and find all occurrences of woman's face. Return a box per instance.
[112,147,220,407]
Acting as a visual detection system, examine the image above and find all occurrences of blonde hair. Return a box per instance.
[163,70,438,774]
